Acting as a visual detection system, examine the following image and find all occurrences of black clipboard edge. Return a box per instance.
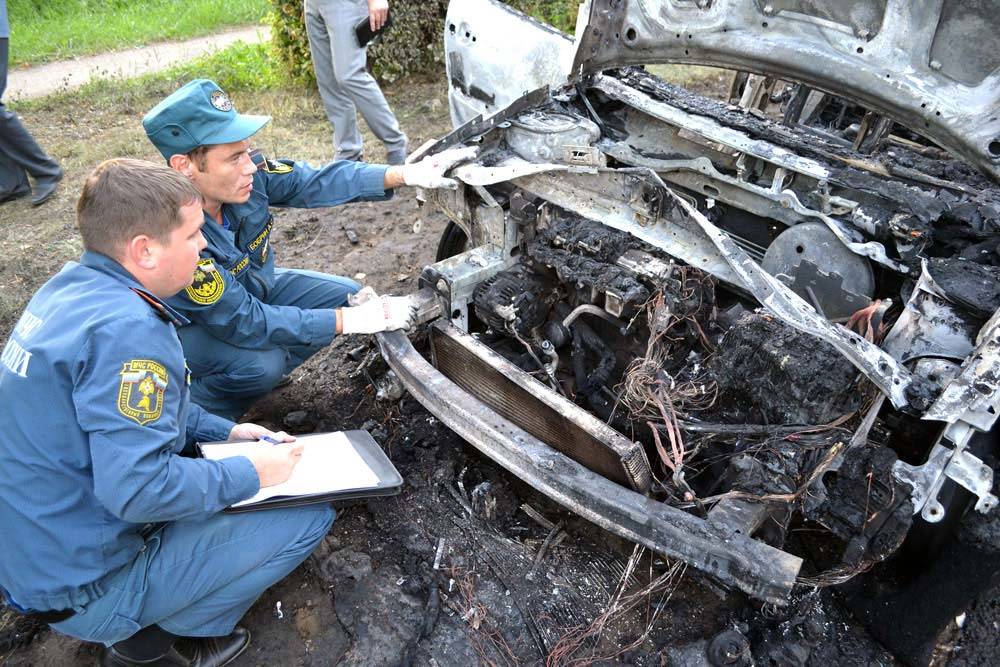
[197,430,403,513]
[221,485,401,514]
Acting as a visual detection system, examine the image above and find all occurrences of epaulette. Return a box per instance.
[130,288,182,326]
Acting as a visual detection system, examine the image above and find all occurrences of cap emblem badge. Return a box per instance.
[210,90,233,112]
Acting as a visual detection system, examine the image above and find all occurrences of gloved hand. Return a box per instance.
[401,146,478,189]
[347,286,378,306]
[340,294,416,334]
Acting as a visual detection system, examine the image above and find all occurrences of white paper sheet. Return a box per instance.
[201,431,380,508]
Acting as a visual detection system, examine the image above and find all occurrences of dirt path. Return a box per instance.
[6,25,270,102]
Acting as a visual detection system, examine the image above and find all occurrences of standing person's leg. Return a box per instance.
[0,38,30,200]
[52,505,334,648]
[305,0,364,161]
[328,0,407,164]
[268,268,361,371]
[0,38,62,205]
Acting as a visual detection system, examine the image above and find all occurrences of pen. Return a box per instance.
[257,435,280,445]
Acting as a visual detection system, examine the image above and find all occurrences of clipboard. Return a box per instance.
[198,430,402,513]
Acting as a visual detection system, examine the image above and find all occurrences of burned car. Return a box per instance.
[376,0,1000,606]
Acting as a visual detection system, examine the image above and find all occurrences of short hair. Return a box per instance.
[77,158,201,257]
[186,145,210,171]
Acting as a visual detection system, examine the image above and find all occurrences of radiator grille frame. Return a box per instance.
[430,322,652,493]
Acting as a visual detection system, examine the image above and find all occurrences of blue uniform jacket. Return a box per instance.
[165,153,390,346]
[0,252,259,612]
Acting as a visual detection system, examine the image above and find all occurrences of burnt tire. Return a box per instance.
[436,221,469,262]
[899,428,998,566]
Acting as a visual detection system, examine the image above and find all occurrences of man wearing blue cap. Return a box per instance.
[142,79,473,420]
[0,158,330,667]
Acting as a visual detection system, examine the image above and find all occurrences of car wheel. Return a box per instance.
[436,221,469,262]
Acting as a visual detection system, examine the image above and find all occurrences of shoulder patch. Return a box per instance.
[118,359,168,425]
[185,258,226,305]
[262,158,293,175]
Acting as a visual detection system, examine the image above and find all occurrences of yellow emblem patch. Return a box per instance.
[229,255,250,277]
[185,258,225,305]
[118,359,168,425]
[262,159,293,175]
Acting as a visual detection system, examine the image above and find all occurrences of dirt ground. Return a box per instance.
[1,70,999,666]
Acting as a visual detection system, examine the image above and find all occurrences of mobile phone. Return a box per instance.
[355,11,393,47]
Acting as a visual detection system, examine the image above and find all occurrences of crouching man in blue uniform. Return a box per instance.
[142,79,473,420]
[0,159,334,667]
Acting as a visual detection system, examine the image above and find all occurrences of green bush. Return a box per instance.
[368,1,451,83]
[268,1,315,84]
[507,0,578,33]
[268,0,578,85]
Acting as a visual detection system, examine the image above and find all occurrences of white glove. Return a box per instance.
[401,146,478,189]
[347,286,378,306]
[340,294,416,334]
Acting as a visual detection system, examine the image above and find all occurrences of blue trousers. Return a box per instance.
[52,505,334,646]
[182,268,360,421]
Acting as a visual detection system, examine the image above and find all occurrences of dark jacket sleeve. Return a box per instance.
[259,157,392,208]
[165,258,338,350]
[186,402,235,443]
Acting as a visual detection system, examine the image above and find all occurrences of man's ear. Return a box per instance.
[168,154,194,179]
[124,234,158,270]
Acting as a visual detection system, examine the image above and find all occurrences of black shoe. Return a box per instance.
[97,646,189,667]
[31,167,63,206]
[0,186,30,204]
[96,627,249,667]
[185,627,251,667]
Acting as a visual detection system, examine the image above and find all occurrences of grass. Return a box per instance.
[7,0,269,67]
[1,41,291,335]
[18,41,285,113]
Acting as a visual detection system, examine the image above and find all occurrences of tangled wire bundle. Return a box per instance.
[617,283,718,495]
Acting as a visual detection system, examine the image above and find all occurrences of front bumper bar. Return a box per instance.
[376,327,802,604]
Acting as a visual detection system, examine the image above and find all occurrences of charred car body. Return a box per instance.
[376,0,1000,605]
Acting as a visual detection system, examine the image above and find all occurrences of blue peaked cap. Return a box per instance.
[142,79,271,159]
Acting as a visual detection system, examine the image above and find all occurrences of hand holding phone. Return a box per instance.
[368,0,389,31]
[355,6,393,47]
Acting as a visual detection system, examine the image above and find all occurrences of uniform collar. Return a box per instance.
[202,208,236,238]
[79,251,190,326]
